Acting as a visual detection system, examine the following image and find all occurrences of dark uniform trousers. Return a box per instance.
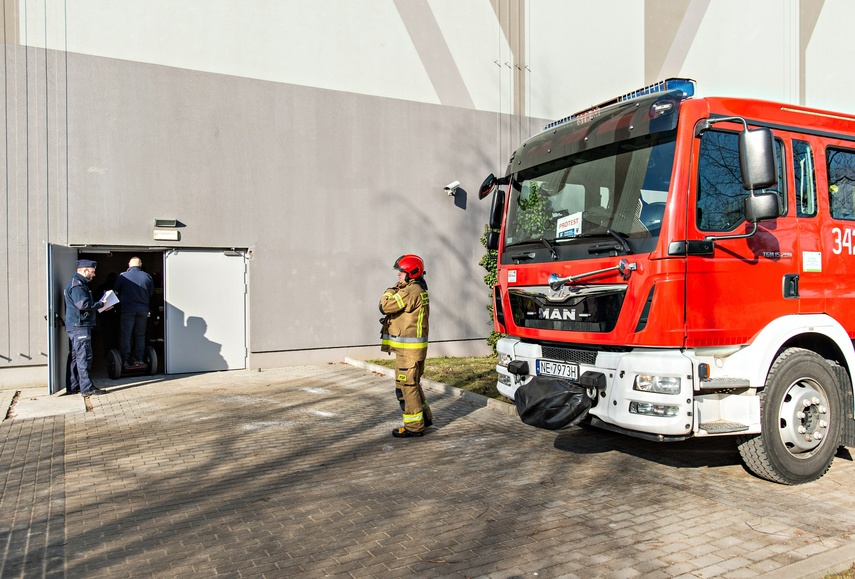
[67,327,95,394]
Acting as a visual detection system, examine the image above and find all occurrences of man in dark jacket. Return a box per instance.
[114,257,154,367]
[64,259,109,397]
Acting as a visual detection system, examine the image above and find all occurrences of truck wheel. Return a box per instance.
[737,347,843,484]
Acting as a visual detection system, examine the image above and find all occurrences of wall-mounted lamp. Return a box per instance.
[153,218,181,241]
[444,181,460,196]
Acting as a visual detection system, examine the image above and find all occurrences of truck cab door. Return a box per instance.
[791,138,826,315]
[684,129,799,347]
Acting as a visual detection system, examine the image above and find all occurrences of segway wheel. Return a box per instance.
[146,346,158,375]
[106,349,122,380]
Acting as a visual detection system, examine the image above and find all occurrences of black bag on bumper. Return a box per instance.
[514,375,592,430]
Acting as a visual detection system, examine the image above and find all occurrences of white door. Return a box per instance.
[164,250,247,374]
[47,244,79,393]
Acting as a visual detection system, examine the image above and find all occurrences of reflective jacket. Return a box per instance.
[64,273,102,327]
[379,279,429,356]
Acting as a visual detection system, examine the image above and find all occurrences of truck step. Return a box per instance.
[699,420,749,434]
[698,377,750,390]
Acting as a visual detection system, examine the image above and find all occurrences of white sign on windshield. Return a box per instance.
[557,211,583,238]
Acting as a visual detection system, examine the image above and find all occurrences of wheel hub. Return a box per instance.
[778,381,829,455]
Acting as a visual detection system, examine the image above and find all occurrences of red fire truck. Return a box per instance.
[479,78,855,484]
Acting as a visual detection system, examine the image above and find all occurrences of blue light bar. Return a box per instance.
[544,78,696,130]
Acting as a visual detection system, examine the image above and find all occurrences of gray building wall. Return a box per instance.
[5,0,855,386]
[68,54,503,346]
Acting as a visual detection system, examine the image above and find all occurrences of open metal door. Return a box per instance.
[163,250,247,374]
[47,244,78,393]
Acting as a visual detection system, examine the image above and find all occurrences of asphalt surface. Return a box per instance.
[1,359,855,578]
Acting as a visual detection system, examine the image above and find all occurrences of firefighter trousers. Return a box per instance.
[394,352,432,432]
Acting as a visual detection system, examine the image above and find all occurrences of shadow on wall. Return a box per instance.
[453,187,467,210]
[167,305,227,373]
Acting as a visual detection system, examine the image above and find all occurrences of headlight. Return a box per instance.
[634,375,681,395]
[629,401,679,417]
[498,353,513,367]
[498,374,513,386]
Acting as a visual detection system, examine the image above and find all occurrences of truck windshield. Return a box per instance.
[504,131,676,248]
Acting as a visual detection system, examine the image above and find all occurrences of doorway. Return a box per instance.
[47,246,248,393]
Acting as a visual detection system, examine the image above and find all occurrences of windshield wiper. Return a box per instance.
[602,229,632,255]
[552,229,633,255]
[504,238,559,260]
[540,238,558,260]
[506,232,627,259]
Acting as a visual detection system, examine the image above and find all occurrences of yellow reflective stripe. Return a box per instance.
[382,292,405,310]
[417,292,429,338]
[382,338,428,350]
[393,293,405,308]
[403,411,423,423]
[381,333,427,343]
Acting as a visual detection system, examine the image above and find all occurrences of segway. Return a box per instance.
[106,346,158,379]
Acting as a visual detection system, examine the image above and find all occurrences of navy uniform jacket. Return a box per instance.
[115,266,154,314]
[64,273,102,327]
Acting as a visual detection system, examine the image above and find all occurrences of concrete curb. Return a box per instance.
[343,357,518,418]
[755,541,855,579]
[0,389,17,423]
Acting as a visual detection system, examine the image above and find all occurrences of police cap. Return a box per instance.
[76,259,97,269]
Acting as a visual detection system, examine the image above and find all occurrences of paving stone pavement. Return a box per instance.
[2,360,855,578]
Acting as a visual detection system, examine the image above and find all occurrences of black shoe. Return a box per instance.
[392,427,423,438]
[84,387,108,396]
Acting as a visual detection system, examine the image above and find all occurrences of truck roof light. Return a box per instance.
[544,78,696,130]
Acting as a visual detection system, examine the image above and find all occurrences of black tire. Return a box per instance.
[145,346,158,375]
[737,347,843,485]
[106,349,122,380]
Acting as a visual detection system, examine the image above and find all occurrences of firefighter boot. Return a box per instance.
[392,427,423,438]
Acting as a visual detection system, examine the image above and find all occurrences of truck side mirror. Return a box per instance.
[485,230,500,251]
[479,174,497,199]
[484,189,505,251]
[489,189,505,230]
[744,192,780,223]
[739,127,777,190]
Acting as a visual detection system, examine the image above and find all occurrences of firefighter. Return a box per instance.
[379,254,433,437]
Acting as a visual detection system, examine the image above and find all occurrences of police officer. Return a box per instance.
[379,254,433,437]
[65,259,110,397]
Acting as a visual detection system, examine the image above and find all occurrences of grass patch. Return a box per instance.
[367,355,512,404]
[827,565,855,579]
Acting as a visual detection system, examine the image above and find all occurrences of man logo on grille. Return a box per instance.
[538,307,576,321]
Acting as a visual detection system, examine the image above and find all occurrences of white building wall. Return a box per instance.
[527,0,645,120]
[805,0,855,113]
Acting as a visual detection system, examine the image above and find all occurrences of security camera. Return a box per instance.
[444,181,460,196]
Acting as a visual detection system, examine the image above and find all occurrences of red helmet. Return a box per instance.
[394,254,425,279]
